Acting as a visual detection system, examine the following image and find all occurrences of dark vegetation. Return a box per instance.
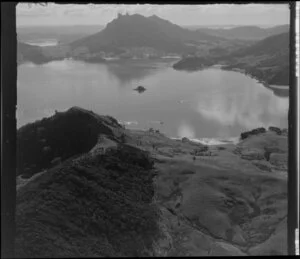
[173,56,215,71]
[240,127,266,140]
[222,63,289,86]
[208,46,229,56]
[268,126,282,135]
[15,143,159,257]
[17,107,122,178]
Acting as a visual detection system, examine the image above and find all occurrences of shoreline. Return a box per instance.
[220,66,289,88]
[170,136,240,146]
[120,121,241,146]
[172,61,289,88]
[18,113,284,147]
[18,58,289,89]
[19,55,182,66]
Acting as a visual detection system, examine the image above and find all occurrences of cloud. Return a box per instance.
[16,3,290,27]
[17,3,54,17]
[63,7,87,16]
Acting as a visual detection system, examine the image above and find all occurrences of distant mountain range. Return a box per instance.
[196,25,289,41]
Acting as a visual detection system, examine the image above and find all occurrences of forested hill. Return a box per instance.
[173,32,290,86]
[70,13,222,55]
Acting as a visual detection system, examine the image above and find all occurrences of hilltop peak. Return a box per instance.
[70,12,221,56]
[149,14,162,19]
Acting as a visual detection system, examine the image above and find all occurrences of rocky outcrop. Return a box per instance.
[268,126,282,135]
[236,128,288,174]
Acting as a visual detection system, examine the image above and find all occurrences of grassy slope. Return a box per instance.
[16,108,288,256]
[125,128,288,256]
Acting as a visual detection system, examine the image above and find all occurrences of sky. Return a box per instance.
[16,3,290,27]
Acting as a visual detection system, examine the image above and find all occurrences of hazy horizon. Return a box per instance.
[17,3,290,27]
[16,22,289,29]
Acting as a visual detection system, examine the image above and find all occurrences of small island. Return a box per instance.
[133,85,147,93]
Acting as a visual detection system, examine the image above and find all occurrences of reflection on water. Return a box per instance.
[105,60,172,86]
[195,87,288,130]
[17,60,289,139]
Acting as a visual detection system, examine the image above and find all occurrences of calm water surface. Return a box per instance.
[17,59,289,140]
